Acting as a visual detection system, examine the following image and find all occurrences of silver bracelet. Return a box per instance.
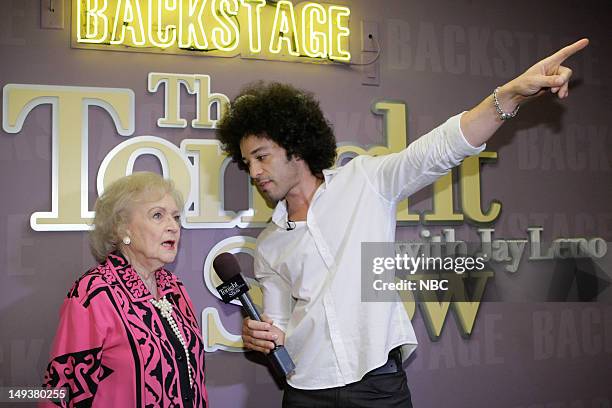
[493,87,519,120]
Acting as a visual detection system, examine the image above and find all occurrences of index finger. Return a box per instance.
[261,314,274,325]
[246,319,273,331]
[545,38,589,65]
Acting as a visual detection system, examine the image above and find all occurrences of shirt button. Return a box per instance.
[177,355,183,361]
[183,395,190,401]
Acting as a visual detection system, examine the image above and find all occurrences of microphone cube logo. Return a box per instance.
[216,274,249,303]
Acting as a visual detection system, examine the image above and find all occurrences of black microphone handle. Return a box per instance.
[237,291,296,377]
[238,292,262,322]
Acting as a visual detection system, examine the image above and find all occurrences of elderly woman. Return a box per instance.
[42,172,208,407]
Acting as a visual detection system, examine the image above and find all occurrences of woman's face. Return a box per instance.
[122,192,181,273]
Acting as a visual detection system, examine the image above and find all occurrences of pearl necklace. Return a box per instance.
[150,296,193,387]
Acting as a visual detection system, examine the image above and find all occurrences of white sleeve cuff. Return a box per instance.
[449,111,487,155]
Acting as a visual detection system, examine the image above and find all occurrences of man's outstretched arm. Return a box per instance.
[460,38,589,147]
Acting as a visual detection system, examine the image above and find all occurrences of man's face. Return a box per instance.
[239,134,301,202]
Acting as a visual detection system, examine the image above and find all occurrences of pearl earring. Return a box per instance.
[122,236,131,245]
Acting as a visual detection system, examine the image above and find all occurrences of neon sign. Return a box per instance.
[73,0,351,62]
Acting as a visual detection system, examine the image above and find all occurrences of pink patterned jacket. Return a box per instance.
[42,252,208,407]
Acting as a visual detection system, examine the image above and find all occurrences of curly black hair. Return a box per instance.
[216,82,337,176]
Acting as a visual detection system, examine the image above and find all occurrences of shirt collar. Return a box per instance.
[270,171,337,229]
[271,199,289,229]
[322,167,338,185]
[106,251,178,302]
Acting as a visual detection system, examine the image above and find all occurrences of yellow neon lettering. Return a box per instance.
[240,0,264,53]
[78,0,109,43]
[111,0,146,45]
[300,2,327,58]
[328,5,350,61]
[74,0,352,62]
[148,0,178,48]
[211,0,239,51]
[269,0,300,56]
[179,0,209,49]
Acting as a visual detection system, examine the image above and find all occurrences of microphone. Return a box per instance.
[213,252,295,378]
[286,219,296,231]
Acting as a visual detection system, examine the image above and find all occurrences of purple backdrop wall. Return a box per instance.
[1,0,611,407]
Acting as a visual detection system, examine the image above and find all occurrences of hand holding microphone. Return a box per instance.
[213,252,295,378]
[242,315,285,353]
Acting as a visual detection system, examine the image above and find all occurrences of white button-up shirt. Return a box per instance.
[254,113,485,389]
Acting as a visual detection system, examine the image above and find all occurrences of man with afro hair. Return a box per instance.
[216,39,587,407]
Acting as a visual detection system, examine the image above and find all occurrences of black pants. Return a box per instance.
[282,370,412,408]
